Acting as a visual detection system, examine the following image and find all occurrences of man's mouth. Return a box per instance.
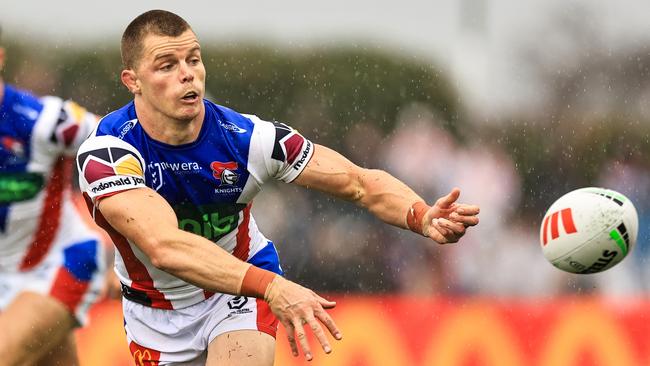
[181,91,199,102]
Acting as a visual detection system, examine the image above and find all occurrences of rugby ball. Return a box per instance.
[540,187,638,274]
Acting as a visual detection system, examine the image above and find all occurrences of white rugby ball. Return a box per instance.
[540,187,638,274]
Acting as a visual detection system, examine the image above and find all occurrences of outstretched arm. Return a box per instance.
[98,187,341,360]
[293,144,479,243]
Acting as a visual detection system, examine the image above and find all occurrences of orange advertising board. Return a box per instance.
[77,296,650,366]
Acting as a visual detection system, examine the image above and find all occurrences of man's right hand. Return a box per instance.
[264,276,343,361]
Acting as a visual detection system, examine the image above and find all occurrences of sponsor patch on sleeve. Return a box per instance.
[270,121,314,182]
[77,136,146,201]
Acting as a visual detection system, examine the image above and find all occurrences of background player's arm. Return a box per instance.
[293,144,479,243]
[97,187,341,359]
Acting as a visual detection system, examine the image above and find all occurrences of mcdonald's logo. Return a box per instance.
[542,208,577,245]
[129,341,161,366]
[133,350,151,366]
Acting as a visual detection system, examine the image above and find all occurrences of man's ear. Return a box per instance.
[0,47,6,72]
[121,69,140,94]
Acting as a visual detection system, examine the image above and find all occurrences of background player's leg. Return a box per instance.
[35,334,78,366]
[206,330,275,366]
[0,291,78,366]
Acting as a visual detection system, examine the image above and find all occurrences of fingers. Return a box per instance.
[425,219,451,244]
[293,320,314,361]
[315,306,343,340]
[306,316,332,355]
[282,320,300,357]
[316,294,337,309]
[438,218,465,235]
[435,187,461,209]
[426,218,467,244]
[455,204,480,216]
[450,211,479,227]
[274,288,342,361]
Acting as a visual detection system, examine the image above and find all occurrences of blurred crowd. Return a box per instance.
[5,38,650,299]
[253,103,650,298]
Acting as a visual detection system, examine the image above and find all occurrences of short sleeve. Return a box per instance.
[245,114,314,184]
[76,135,147,204]
[34,97,99,156]
[59,100,100,156]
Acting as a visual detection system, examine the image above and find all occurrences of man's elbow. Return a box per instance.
[348,167,383,203]
[352,168,393,204]
[140,237,175,271]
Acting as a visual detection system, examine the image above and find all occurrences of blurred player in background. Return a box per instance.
[0,26,108,365]
[77,10,479,365]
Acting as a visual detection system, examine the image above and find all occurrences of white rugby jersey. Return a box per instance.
[0,84,99,271]
[76,99,313,309]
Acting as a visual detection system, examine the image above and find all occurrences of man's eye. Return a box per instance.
[160,64,173,71]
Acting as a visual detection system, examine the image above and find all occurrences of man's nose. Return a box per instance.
[180,62,194,83]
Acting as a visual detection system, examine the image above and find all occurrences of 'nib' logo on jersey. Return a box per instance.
[211,161,239,186]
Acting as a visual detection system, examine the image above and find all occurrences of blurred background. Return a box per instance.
[4,0,650,364]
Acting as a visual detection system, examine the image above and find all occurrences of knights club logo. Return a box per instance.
[542,207,578,245]
[211,161,239,186]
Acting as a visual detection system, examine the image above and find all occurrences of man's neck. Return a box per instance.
[134,98,205,145]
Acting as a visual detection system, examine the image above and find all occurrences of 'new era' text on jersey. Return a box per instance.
[77,99,313,309]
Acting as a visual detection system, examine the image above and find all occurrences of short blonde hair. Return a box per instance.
[121,10,192,69]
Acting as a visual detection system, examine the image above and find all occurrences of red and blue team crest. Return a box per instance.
[211,161,239,186]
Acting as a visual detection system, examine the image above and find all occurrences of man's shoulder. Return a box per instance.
[95,102,138,139]
[5,84,43,108]
[204,99,265,135]
[2,84,46,123]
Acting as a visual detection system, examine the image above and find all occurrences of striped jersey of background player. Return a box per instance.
[0,25,108,366]
[76,9,480,366]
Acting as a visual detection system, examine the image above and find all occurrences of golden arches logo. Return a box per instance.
[423,302,524,366]
[132,349,152,366]
[539,301,636,366]
[274,300,412,365]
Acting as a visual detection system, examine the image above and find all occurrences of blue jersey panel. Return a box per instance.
[96,100,257,243]
[0,85,43,173]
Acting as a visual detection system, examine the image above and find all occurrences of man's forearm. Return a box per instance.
[150,229,252,295]
[97,188,276,298]
[353,168,424,229]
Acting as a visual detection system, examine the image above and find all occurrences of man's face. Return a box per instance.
[131,30,206,122]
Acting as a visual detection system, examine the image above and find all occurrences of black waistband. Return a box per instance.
[120,283,153,307]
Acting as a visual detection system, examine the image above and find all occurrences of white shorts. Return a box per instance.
[124,293,278,365]
[123,241,282,365]
[0,236,106,326]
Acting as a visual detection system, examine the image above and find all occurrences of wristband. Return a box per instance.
[240,265,276,298]
[406,201,430,236]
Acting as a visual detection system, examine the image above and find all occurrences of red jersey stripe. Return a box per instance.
[233,203,252,261]
[20,158,68,270]
[93,207,173,309]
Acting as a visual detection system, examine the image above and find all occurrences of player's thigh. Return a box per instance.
[0,291,77,365]
[206,330,275,366]
[35,333,78,366]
